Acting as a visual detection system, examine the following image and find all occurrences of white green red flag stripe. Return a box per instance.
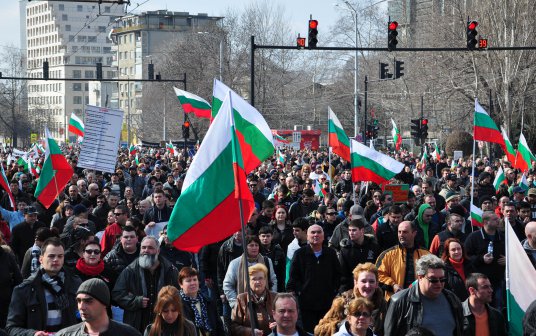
[314,180,327,198]
[470,204,483,227]
[328,107,351,162]
[501,127,516,164]
[211,79,275,171]
[0,163,15,209]
[34,128,73,209]
[135,154,140,165]
[473,98,506,149]
[68,112,85,137]
[273,131,290,147]
[168,85,274,252]
[420,146,428,169]
[166,142,175,156]
[432,143,440,161]
[505,218,536,336]
[129,144,137,156]
[519,173,529,192]
[277,148,285,165]
[173,87,212,119]
[391,119,402,151]
[514,132,534,172]
[349,139,404,184]
[493,166,505,191]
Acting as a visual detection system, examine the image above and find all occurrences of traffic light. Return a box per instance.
[388,21,398,51]
[372,125,379,138]
[148,63,154,80]
[467,20,478,50]
[420,118,429,140]
[380,62,392,80]
[297,36,306,49]
[43,60,49,80]
[411,118,421,144]
[308,19,318,48]
[96,62,103,80]
[182,121,191,139]
[365,124,374,140]
[395,60,404,79]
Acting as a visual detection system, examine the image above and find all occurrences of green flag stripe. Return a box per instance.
[474,112,500,130]
[328,120,351,147]
[69,119,84,132]
[178,96,211,109]
[351,152,399,180]
[506,290,524,336]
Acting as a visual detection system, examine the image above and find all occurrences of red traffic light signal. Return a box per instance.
[388,21,398,31]
[309,20,318,29]
[421,118,428,126]
[468,21,478,30]
[388,21,399,51]
[308,19,318,48]
[467,20,478,50]
[183,121,191,128]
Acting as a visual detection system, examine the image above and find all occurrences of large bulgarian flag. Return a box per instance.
[211,79,274,169]
[505,218,536,336]
[68,112,85,137]
[168,84,274,252]
[349,139,404,184]
[0,163,15,209]
[391,118,402,151]
[514,132,535,172]
[174,87,212,119]
[501,127,516,164]
[328,107,351,162]
[473,98,506,149]
[34,128,73,209]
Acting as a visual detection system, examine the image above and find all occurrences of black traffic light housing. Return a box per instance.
[388,21,398,51]
[380,62,392,80]
[96,62,103,80]
[467,20,478,50]
[43,60,49,80]
[420,118,429,140]
[372,125,379,138]
[411,118,422,144]
[148,62,154,80]
[395,60,404,79]
[308,19,318,48]
[182,121,191,139]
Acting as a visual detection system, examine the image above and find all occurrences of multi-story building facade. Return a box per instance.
[25,1,124,141]
[110,10,221,141]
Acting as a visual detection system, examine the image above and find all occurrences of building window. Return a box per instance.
[77,5,83,12]
[85,70,94,79]
[88,36,97,43]
[77,36,87,42]
[98,26,106,33]
[73,96,82,104]
[65,25,71,31]
[59,4,64,10]
[73,83,82,91]
[73,70,82,78]
[62,14,68,21]
[69,35,75,42]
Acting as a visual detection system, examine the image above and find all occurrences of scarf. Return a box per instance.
[41,269,69,310]
[31,244,41,275]
[76,258,105,276]
[237,254,266,295]
[449,257,466,282]
[179,289,212,332]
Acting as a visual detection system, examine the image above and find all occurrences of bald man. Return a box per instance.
[523,221,536,268]
[286,224,340,333]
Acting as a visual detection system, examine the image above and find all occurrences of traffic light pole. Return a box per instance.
[364,76,368,144]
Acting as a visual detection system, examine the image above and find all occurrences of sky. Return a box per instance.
[0,0,357,51]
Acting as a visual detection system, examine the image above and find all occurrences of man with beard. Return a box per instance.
[112,236,179,333]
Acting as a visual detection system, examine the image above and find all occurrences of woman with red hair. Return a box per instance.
[441,237,475,301]
[144,286,196,336]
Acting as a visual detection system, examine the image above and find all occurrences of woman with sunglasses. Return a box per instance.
[334,298,376,336]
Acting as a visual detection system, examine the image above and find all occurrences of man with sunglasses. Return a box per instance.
[384,254,463,336]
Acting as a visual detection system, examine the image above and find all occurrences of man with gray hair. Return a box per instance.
[384,254,464,336]
[112,235,179,333]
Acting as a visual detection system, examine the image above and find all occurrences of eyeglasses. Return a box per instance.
[114,212,124,216]
[249,184,257,188]
[84,249,100,255]
[326,212,337,215]
[352,311,371,318]
[426,277,447,284]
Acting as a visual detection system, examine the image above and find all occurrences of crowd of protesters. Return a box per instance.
[0,143,536,335]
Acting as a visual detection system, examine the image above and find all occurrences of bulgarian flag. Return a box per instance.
[349,139,404,184]
[391,118,402,151]
[211,79,275,169]
[493,166,505,191]
[514,132,535,172]
[168,84,274,252]
[501,127,516,164]
[470,203,483,227]
[166,141,175,156]
[432,143,441,161]
[135,154,140,165]
[519,173,529,192]
[34,128,73,209]
[16,156,29,172]
[314,180,327,198]
[328,107,351,162]
[173,87,212,119]
[129,144,137,156]
[505,218,536,336]
[68,112,85,137]
[473,98,506,149]
[420,146,429,169]
[277,148,285,165]
[273,132,290,147]
[0,163,15,209]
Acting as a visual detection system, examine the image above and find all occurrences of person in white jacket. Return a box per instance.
[223,235,277,308]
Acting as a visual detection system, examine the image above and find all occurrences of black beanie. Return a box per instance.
[77,278,110,306]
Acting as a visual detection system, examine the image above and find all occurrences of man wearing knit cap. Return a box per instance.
[56,278,141,335]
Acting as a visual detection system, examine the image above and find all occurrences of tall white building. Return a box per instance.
[25,1,124,140]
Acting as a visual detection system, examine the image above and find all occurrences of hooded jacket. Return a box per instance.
[414,204,441,250]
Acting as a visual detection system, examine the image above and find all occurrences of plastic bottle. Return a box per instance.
[487,241,493,255]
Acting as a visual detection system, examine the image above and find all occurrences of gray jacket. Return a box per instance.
[56,320,142,336]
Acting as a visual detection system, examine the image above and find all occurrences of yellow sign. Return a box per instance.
[30,133,38,143]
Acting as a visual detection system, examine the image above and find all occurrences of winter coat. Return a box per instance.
[56,319,142,336]
[103,241,140,287]
[462,299,507,336]
[464,229,505,286]
[444,259,475,301]
[338,235,381,292]
[181,292,224,335]
[231,290,277,336]
[216,236,243,293]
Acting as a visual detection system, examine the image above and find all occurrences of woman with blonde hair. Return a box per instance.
[144,286,196,336]
[314,296,346,336]
[334,298,376,336]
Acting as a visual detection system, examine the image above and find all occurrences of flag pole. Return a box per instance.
[505,217,512,323]
[229,94,258,336]
[328,108,332,196]
[470,99,478,233]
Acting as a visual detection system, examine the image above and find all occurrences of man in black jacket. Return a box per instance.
[462,273,506,336]
[259,226,286,291]
[143,190,172,227]
[384,254,463,336]
[6,237,82,335]
[286,224,340,333]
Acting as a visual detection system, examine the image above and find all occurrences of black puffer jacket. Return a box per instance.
[384,285,464,336]
[444,259,475,301]
[462,299,507,336]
